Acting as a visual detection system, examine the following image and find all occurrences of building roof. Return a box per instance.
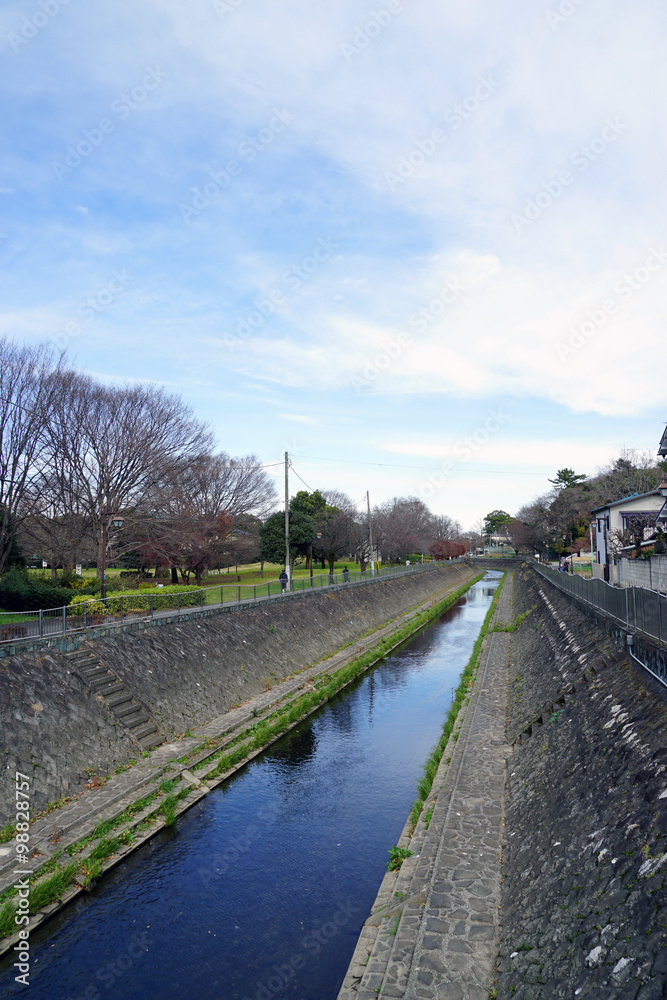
[591,488,664,514]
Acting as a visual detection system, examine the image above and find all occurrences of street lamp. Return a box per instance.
[310,532,322,583]
[101,508,124,600]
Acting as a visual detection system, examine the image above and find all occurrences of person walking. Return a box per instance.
[343,566,349,583]
[279,569,288,592]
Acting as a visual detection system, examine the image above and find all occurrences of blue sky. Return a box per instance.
[1,0,665,527]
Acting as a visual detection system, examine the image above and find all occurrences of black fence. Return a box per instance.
[534,564,667,645]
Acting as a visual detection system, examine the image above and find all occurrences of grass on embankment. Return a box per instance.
[405,573,507,834]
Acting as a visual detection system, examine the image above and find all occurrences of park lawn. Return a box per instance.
[24,559,374,599]
[201,560,363,587]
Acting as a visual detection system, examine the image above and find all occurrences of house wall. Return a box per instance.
[594,495,663,575]
[617,554,667,593]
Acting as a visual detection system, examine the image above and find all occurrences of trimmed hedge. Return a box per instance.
[0,569,72,612]
[68,586,203,616]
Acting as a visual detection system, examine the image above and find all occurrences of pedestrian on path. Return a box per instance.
[343,566,350,583]
[279,569,288,592]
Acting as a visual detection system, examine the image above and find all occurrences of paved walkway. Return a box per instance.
[338,572,513,1000]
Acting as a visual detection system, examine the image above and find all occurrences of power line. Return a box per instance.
[291,456,552,476]
[288,461,317,494]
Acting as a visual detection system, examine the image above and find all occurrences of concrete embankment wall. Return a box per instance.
[0,563,474,825]
[497,564,667,999]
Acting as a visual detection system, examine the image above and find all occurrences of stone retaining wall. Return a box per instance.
[497,565,667,999]
[0,563,473,826]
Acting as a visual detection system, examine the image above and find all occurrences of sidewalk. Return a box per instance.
[338,572,514,1000]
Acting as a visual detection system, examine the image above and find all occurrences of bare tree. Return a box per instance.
[18,512,95,575]
[43,375,213,576]
[317,491,357,574]
[0,339,68,574]
[136,454,275,583]
[373,497,434,563]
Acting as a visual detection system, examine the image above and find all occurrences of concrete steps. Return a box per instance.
[66,647,166,752]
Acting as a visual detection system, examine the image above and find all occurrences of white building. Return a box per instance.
[591,488,666,581]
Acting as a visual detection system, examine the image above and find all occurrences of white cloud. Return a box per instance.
[279,413,318,424]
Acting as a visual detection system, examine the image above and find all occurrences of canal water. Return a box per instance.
[0,572,501,1000]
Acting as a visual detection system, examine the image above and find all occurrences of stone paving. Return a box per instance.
[338,571,514,1000]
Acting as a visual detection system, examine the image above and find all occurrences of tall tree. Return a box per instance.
[548,468,587,489]
[373,497,433,563]
[43,374,213,576]
[317,491,356,574]
[259,510,315,572]
[0,339,68,574]
[483,510,511,539]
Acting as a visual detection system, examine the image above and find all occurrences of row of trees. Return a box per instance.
[259,491,464,576]
[1,339,468,584]
[0,339,277,582]
[501,453,667,559]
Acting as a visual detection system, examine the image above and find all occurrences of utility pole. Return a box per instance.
[367,490,375,576]
[284,451,290,591]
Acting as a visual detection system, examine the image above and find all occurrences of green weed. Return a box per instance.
[29,863,78,911]
[0,823,16,845]
[0,901,17,937]
[88,837,120,862]
[161,794,178,827]
[387,846,414,872]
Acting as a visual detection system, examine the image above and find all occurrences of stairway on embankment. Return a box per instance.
[64,647,166,752]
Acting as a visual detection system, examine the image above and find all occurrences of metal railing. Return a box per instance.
[0,562,441,646]
[534,563,667,645]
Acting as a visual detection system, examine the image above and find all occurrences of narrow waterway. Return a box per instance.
[0,572,501,1000]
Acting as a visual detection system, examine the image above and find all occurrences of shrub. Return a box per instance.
[67,585,203,616]
[0,568,72,612]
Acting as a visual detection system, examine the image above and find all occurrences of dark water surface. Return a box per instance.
[0,573,501,1000]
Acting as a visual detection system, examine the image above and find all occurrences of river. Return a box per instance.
[0,571,501,1000]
